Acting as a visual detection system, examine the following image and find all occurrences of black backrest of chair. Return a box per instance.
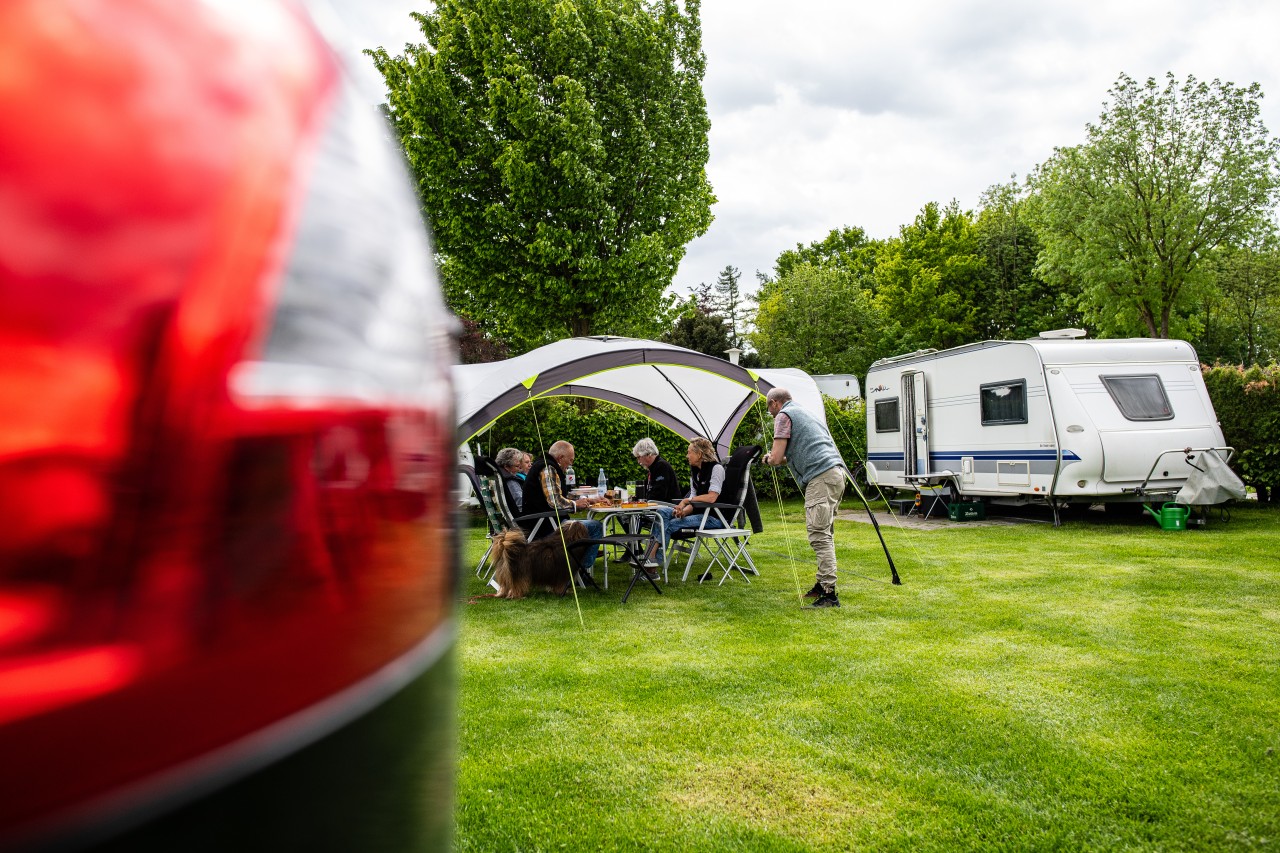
[461,464,507,534]
[475,455,518,525]
[719,445,761,511]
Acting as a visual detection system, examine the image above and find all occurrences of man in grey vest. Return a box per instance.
[764,388,846,607]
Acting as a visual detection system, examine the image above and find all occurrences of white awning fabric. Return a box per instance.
[453,336,826,458]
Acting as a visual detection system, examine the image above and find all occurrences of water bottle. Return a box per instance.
[597,467,607,498]
[565,464,576,488]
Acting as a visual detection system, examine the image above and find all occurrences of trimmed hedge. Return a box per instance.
[1203,363,1280,502]
[468,396,869,502]
[472,399,693,494]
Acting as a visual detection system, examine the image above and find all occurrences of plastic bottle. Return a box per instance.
[597,467,607,498]
[565,464,576,488]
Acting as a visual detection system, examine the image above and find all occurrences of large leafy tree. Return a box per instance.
[750,263,889,376]
[874,201,986,351]
[772,225,881,287]
[976,178,1080,339]
[369,0,714,347]
[1028,73,1280,338]
[1197,226,1280,364]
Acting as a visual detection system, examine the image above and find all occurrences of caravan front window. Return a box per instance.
[980,380,1027,425]
[1101,374,1173,421]
[874,398,900,433]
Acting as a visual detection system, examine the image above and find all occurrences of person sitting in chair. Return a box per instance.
[522,440,604,578]
[645,437,725,571]
[631,437,681,502]
[494,446,526,514]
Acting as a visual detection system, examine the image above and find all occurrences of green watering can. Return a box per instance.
[1143,502,1189,531]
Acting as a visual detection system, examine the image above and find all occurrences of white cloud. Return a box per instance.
[680,0,1280,291]
[320,0,1280,298]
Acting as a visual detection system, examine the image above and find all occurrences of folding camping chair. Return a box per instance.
[474,455,564,540]
[467,457,566,583]
[672,445,762,584]
[462,464,508,582]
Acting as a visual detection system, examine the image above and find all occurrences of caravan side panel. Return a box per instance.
[1044,356,1224,496]
[865,343,1060,497]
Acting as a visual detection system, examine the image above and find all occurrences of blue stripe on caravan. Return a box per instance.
[867,450,1082,462]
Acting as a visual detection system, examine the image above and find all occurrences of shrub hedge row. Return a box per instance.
[1203,363,1280,502]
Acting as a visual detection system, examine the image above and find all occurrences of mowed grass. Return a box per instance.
[453,502,1280,851]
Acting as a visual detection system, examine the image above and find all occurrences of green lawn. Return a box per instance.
[453,502,1280,851]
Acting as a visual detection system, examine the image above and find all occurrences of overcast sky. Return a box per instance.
[331,0,1280,297]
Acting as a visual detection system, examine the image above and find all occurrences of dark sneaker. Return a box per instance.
[811,591,840,608]
[697,570,716,583]
[804,582,823,599]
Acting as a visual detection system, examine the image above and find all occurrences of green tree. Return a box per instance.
[976,178,1080,339]
[1197,227,1280,364]
[772,225,881,287]
[369,0,714,348]
[712,265,746,346]
[1027,73,1280,338]
[874,201,986,351]
[661,295,733,358]
[750,263,889,376]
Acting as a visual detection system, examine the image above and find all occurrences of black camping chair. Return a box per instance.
[671,445,763,584]
[461,464,508,582]
[475,455,567,538]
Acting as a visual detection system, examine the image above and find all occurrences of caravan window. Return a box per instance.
[980,380,1027,425]
[874,398,900,433]
[1101,374,1173,421]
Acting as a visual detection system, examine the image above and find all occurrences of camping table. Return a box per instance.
[570,534,662,603]
[586,502,668,586]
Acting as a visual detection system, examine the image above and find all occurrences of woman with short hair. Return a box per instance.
[494,446,527,514]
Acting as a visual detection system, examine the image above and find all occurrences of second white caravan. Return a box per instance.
[863,333,1233,509]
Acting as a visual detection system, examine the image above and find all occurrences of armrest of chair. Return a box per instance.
[515,509,569,524]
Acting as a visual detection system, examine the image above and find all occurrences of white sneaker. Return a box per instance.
[643,560,661,569]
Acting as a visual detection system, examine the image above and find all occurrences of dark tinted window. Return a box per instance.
[874,398,900,433]
[1102,374,1174,421]
[980,380,1027,425]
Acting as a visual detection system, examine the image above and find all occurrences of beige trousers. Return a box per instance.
[805,466,846,592]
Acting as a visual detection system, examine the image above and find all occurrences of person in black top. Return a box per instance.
[631,437,681,502]
[643,437,725,568]
[521,441,604,575]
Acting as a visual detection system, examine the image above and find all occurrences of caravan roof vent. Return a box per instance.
[1037,328,1087,339]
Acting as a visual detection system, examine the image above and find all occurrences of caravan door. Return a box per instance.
[901,371,930,476]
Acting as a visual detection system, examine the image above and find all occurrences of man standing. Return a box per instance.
[522,440,604,578]
[763,388,846,608]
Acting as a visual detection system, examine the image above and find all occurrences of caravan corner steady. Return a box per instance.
[863,332,1235,513]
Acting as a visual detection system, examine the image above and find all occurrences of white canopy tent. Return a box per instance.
[453,336,826,458]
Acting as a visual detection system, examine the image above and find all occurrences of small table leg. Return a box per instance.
[620,544,663,603]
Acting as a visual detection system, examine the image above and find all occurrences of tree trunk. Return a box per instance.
[569,313,593,338]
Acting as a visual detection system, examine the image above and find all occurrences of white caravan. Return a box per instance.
[863,333,1233,509]
[811,373,862,400]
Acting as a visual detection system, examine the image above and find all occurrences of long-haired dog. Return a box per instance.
[490,522,592,599]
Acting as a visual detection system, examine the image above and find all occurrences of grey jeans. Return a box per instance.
[804,466,846,591]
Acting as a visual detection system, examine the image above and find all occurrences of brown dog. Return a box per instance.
[490,522,592,599]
